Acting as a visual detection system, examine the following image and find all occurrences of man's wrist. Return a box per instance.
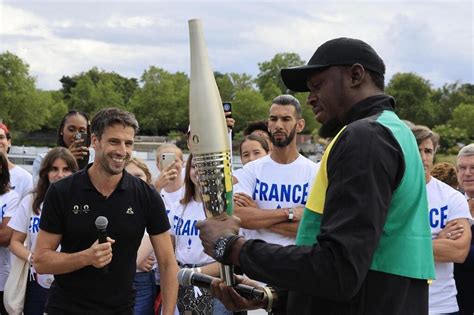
[227,237,246,266]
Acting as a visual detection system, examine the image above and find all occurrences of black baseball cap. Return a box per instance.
[281,37,385,92]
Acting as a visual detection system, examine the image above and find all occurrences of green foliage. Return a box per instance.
[39,90,68,130]
[2,51,472,146]
[386,73,435,126]
[0,52,49,132]
[62,67,138,114]
[130,66,189,135]
[232,89,268,133]
[215,72,235,101]
[256,53,305,94]
[215,72,256,102]
[431,82,474,126]
[229,73,254,91]
[261,81,281,102]
[433,124,470,153]
[294,92,320,134]
[449,103,474,138]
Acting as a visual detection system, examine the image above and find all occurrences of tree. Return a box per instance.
[386,73,435,126]
[130,66,189,135]
[0,52,49,132]
[62,67,138,113]
[433,124,470,154]
[39,90,68,130]
[229,73,254,92]
[431,82,474,126]
[256,53,305,94]
[449,103,474,139]
[261,81,281,102]
[215,72,234,102]
[232,89,268,133]
[215,72,256,102]
[294,92,320,134]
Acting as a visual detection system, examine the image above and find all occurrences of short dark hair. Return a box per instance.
[91,108,139,139]
[0,152,11,195]
[243,121,269,137]
[271,94,302,118]
[367,69,385,91]
[411,125,440,151]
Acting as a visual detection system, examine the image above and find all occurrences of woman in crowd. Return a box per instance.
[125,157,158,315]
[154,144,185,206]
[169,154,230,315]
[9,147,78,314]
[233,134,270,186]
[0,152,20,315]
[239,134,270,166]
[33,110,92,180]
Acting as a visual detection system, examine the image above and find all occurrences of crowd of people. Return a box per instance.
[0,36,472,315]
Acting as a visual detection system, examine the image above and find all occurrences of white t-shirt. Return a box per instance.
[8,193,55,289]
[427,177,472,314]
[153,187,184,284]
[10,165,33,198]
[0,189,20,291]
[234,154,319,246]
[161,187,184,214]
[168,199,214,266]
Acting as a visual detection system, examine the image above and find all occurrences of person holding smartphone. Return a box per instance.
[33,111,93,182]
[154,144,184,201]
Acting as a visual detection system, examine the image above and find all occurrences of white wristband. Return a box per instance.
[27,253,32,263]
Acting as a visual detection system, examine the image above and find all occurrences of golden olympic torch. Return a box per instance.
[188,19,235,286]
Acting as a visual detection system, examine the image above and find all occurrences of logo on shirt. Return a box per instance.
[126,207,134,215]
[72,204,91,214]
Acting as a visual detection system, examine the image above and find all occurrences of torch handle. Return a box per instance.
[220,263,235,286]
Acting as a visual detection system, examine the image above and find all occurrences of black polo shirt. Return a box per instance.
[40,165,170,315]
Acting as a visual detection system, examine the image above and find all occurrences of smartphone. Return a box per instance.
[160,153,176,170]
[74,131,88,145]
[223,102,232,118]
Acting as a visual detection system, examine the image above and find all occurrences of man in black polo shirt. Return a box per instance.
[34,108,178,315]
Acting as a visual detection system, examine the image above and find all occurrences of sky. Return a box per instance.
[0,0,472,91]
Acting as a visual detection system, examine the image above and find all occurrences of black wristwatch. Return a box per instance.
[213,234,242,264]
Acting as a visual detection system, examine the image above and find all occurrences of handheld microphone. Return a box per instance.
[95,216,109,274]
[178,268,265,301]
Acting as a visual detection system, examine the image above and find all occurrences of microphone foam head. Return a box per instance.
[95,216,108,230]
[177,268,193,286]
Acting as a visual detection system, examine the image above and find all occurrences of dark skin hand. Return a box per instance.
[196,215,274,312]
[209,275,267,312]
[195,215,241,259]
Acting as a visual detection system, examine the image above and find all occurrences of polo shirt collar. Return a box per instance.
[81,163,131,192]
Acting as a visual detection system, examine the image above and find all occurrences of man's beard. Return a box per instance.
[98,152,129,176]
[271,125,297,148]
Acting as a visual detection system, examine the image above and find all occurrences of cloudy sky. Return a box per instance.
[1,0,472,90]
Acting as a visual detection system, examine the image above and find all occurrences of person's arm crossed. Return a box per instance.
[433,218,472,263]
